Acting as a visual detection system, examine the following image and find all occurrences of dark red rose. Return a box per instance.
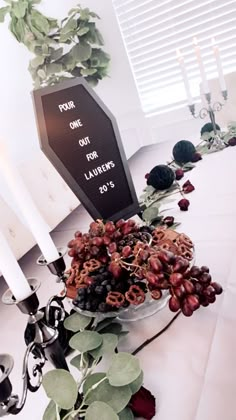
[175,168,184,180]
[129,386,156,420]
[228,137,236,146]
[191,152,202,162]
[145,173,150,180]
[178,198,190,211]
[182,180,195,194]
[163,216,174,227]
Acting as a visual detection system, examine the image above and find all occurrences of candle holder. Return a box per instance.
[37,247,67,283]
[189,90,228,148]
[0,279,69,416]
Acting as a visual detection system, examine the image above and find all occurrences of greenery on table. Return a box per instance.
[0,1,110,88]
[42,312,144,420]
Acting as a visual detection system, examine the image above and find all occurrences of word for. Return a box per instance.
[58,101,76,112]
[99,181,115,194]
[78,136,90,147]
[69,119,83,130]
[84,161,115,180]
[86,151,98,161]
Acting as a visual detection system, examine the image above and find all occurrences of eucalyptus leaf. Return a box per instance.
[81,68,97,76]
[61,17,77,34]
[15,18,25,42]
[107,353,141,387]
[83,373,106,395]
[95,317,116,332]
[43,400,58,420]
[71,42,92,62]
[12,1,27,19]
[64,312,93,332]
[85,401,118,420]
[77,26,89,36]
[45,63,63,75]
[69,330,102,352]
[30,55,44,68]
[70,353,91,371]
[42,370,77,410]
[26,15,44,39]
[119,407,134,420]
[37,68,46,79]
[142,207,159,223]
[85,75,99,86]
[98,322,122,335]
[129,371,144,394]
[31,10,49,35]
[89,333,118,359]
[85,379,132,413]
[0,6,10,23]
[80,8,90,21]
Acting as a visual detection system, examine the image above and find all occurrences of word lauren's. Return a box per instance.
[84,161,115,180]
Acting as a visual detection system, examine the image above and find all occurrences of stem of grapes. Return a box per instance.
[132,311,181,356]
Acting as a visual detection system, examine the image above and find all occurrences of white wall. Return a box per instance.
[0,0,151,259]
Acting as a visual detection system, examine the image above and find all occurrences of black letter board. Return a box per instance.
[32,77,140,221]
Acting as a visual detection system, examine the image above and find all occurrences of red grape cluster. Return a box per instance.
[169,265,223,316]
[67,219,223,316]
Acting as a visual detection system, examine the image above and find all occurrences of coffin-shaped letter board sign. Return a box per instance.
[32,78,140,221]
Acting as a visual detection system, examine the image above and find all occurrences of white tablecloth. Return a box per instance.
[4,145,236,420]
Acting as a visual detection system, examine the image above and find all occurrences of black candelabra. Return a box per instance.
[189,89,228,147]
[0,249,69,417]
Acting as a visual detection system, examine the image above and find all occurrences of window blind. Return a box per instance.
[113,0,236,116]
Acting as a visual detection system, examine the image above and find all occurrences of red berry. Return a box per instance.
[208,295,216,303]
[146,271,158,285]
[149,257,163,273]
[90,246,99,256]
[98,254,108,264]
[116,219,125,229]
[103,236,111,246]
[183,279,195,294]
[122,246,132,258]
[108,261,122,278]
[199,273,211,285]
[67,239,75,248]
[108,242,117,254]
[182,302,193,317]
[203,285,215,298]
[68,248,76,257]
[140,250,149,262]
[201,266,210,273]
[190,266,201,278]
[111,252,120,261]
[173,285,185,300]
[169,273,183,287]
[105,222,116,234]
[169,296,181,312]
[91,237,103,247]
[74,230,82,238]
[127,219,136,227]
[186,295,200,311]
[211,282,223,295]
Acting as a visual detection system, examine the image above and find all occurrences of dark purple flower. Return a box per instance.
[163,216,174,227]
[228,137,236,146]
[175,168,184,180]
[129,386,156,420]
[182,180,195,194]
[191,152,202,162]
[178,198,190,211]
[145,173,150,180]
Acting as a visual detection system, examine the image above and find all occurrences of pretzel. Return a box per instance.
[106,291,125,307]
[152,227,166,244]
[176,233,193,249]
[83,259,101,272]
[177,244,193,261]
[125,285,145,305]
[65,268,77,286]
[157,239,178,254]
[150,289,162,300]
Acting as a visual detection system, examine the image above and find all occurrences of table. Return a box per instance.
[2,144,236,420]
